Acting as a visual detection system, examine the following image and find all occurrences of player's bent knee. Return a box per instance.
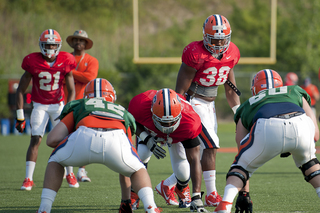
[226,166,249,188]
[300,158,320,182]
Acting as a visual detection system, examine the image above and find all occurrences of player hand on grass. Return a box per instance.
[235,191,252,213]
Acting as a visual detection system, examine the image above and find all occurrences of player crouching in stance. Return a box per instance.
[214,69,320,213]
[37,78,161,213]
[121,88,208,212]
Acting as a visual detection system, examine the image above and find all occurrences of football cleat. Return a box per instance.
[77,169,91,182]
[119,200,133,213]
[131,191,140,210]
[145,206,163,213]
[21,178,34,191]
[190,195,209,212]
[205,191,222,207]
[214,201,233,213]
[155,180,179,205]
[36,211,47,213]
[66,173,79,188]
[174,184,191,208]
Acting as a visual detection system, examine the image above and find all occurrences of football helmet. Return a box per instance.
[284,72,298,86]
[251,69,283,95]
[84,78,116,103]
[151,88,182,134]
[39,29,62,58]
[203,14,231,57]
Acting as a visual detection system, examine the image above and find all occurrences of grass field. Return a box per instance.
[0,122,319,212]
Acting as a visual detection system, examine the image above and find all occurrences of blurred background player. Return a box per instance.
[214,69,320,213]
[123,88,208,212]
[16,29,76,191]
[37,78,161,213]
[284,72,298,86]
[175,14,241,207]
[300,77,319,116]
[63,30,99,184]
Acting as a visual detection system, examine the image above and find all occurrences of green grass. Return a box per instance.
[0,122,319,212]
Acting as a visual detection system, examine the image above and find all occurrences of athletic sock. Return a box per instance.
[203,170,217,195]
[25,161,36,180]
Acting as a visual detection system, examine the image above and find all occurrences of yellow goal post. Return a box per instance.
[133,0,277,65]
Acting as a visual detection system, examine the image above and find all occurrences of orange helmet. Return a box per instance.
[203,14,231,57]
[151,88,182,134]
[284,72,298,86]
[39,29,62,58]
[251,69,283,95]
[84,78,116,103]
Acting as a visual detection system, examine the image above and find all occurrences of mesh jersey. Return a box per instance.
[234,85,311,131]
[21,52,76,104]
[182,41,240,87]
[59,98,136,135]
[128,90,202,144]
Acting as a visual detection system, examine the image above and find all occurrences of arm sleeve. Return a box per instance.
[72,56,99,84]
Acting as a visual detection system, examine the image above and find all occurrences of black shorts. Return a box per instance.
[181,136,201,149]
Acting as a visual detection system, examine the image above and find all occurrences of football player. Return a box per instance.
[284,72,299,86]
[16,29,77,191]
[121,88,208,212]
[175,14,242,208]
[37,78,161,213]
[214,69,320,212]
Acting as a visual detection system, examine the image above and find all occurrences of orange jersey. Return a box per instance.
[301,84,319,106]
[61,113,133,141]
[64,53,99,100]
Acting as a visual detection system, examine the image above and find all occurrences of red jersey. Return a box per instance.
[21,52,76,104]
[301,84,320,106]
[128,90,202,144]
[182,41,240,87]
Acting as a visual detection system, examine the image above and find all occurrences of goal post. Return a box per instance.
[132,0,277,65]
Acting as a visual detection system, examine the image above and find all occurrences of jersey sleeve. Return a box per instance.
[59,100,81,120]
[294,85,311,105]
[64,52,77,72]
[181,42,202,70]
[72,55,99,84]
[229,42,241,66]
[21,54,32,72]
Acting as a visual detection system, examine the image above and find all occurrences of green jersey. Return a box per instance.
[234,85,311,131]
[59,98,136,134]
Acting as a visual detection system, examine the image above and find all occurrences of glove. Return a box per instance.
[145,135,166,159]
[235,191,252,213]
[15,119,26,133]
[280,152,291,158]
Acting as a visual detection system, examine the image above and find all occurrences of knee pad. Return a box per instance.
[300,158,320,182]
[226,166,249,188]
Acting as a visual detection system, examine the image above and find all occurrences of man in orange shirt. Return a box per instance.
[301,77,319,116]
[63,30,99,185]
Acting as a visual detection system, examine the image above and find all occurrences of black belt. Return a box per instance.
[89,127,114,132]
[273,112,304,119]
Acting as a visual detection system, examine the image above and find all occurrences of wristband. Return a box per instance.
[139,131,149,141]
[16,109,25,120]
[232,105,240,114]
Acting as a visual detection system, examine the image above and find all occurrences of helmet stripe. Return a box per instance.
[213,15,222,33]
[263,69,274,89]
[94,78,101,98]
[162,89,171,116]
[48,29,54,35]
